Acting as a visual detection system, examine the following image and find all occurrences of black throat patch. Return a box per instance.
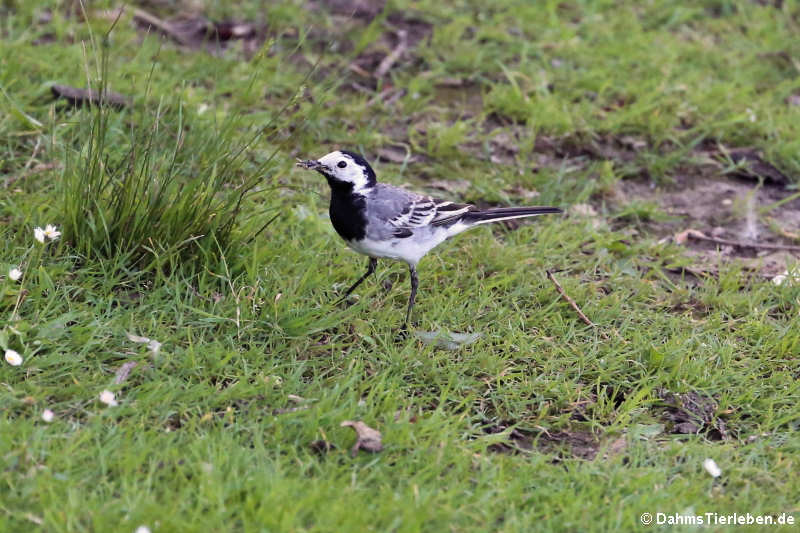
[328,184,368,241]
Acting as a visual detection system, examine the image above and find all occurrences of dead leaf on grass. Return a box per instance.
[674,228,707,245]
[113,361,138,385]
[51,84,130,109]
[340,420,383,456]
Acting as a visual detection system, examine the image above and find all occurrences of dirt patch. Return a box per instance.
[313,1,434,88]
[482,421,601,460]
[613,169,800,278]
[510,132,800,279]
[128,8,267,58]
[656,389,729,440]
[347,12,433,87]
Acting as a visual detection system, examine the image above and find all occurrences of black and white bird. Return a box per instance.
[297,150,562,330]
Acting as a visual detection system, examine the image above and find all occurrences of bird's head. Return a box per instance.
[297,150,377,192]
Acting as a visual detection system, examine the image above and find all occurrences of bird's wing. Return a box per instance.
[369,185,474,237]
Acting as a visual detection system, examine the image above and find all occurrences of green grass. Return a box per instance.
[2,1,800,531]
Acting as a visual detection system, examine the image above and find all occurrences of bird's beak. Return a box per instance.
[296,158,324,171]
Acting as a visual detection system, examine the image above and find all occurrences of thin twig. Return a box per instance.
[347,64,373,79]
[546,270,596,328]
[683,229,800,252]
[375,29,408,78]
[23,137,42,173]
[367,87,407,107]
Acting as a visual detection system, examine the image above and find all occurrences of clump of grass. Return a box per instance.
[59,29,287,270]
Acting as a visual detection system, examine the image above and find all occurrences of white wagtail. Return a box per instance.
[297,150,562,329]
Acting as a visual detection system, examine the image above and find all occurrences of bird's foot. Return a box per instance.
[395,323,411,342]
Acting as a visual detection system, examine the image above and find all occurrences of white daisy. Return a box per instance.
[43,224,61,241]
[34,227,46,243]
[99,390,118,407]
[4,349,23,366]
[9,267,23,281]
[42,409,55,423]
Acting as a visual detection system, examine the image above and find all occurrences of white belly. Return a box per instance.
[345,230,451,266]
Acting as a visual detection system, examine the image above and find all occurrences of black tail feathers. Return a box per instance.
[463,206,563,225]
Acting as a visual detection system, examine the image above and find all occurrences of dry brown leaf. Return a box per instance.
[113,361,138,385]
[340,420,383,456]
[51,84,130,109]
[674,229,707,245]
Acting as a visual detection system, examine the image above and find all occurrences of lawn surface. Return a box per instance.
[1,1,799,531]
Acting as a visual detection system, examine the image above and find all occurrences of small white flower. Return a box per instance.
[99,390,118,407]
[9,267,23,281]
[43,224,61,241]
[34,227,46,243]
[135,527,151,533]
[703,458,722,478]
[42,409,55,423]
[4,349,23,366]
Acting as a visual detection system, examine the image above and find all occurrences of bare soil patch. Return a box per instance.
[482,421,602,460]
[613,170,800,278]
[656,389,729,440]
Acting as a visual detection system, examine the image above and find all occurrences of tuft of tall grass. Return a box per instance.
[58,27,294,272]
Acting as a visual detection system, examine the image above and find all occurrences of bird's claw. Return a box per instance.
[395,324,411,342]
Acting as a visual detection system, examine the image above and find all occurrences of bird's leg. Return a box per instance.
[401,265,419,331]
[337,257,377,303]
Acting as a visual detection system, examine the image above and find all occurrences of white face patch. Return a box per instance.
[317,151,374,192]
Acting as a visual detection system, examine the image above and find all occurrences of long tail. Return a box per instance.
[462,206,563,226]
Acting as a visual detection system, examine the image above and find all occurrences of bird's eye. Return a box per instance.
[337,161,347,168]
